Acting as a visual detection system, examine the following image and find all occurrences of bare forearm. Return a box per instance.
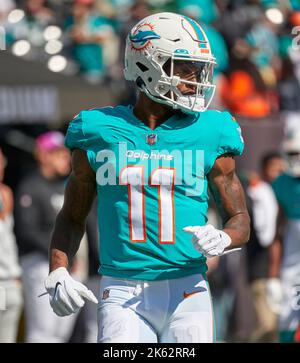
[49,210,85,271]
[209,155,250,249]
[268,239,282,278]
[223,212,250,248]
[48,149,96,272]
[267,205,284,277]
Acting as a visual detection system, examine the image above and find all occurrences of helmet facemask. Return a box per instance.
[137,50,216,114]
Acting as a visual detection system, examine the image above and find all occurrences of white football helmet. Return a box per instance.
[282,128,300,177]
[124,12,216,114]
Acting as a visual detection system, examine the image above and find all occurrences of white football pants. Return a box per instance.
[97,273,215,343]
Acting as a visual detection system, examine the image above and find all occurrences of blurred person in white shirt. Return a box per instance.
[0,147,23,343]
[269,133,300,343]
[246,170,278,342]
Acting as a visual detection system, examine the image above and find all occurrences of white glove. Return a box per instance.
[266,278,283,315]
[183,224,239,258]
[44,267,98,317]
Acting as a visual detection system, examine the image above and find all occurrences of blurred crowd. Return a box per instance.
[1,0,300,344]
[1,0,300,121]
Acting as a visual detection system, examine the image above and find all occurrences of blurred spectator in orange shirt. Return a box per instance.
[220,62,272,118]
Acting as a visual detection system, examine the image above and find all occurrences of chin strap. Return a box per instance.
[141,84,203,115]
[176,95,205,113]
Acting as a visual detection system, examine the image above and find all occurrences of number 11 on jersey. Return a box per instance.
[120,166,176,244]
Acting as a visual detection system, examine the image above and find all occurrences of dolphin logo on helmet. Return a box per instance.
[129,30,161,45]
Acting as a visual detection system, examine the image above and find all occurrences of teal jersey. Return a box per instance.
[65,105,244,280]
[272,173,300,219]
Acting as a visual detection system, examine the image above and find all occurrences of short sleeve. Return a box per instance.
[217,111,244,157]
[64,111,98,171]
[64,111,87,151]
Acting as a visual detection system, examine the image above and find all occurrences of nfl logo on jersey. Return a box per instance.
[146,133,157,145]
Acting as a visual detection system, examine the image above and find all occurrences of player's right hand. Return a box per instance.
[266,278,283,315]
[44,267,98,316]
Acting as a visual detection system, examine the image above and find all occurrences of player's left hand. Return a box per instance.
[183,224,233,258]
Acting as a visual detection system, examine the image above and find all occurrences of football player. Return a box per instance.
[44,12,250,343]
